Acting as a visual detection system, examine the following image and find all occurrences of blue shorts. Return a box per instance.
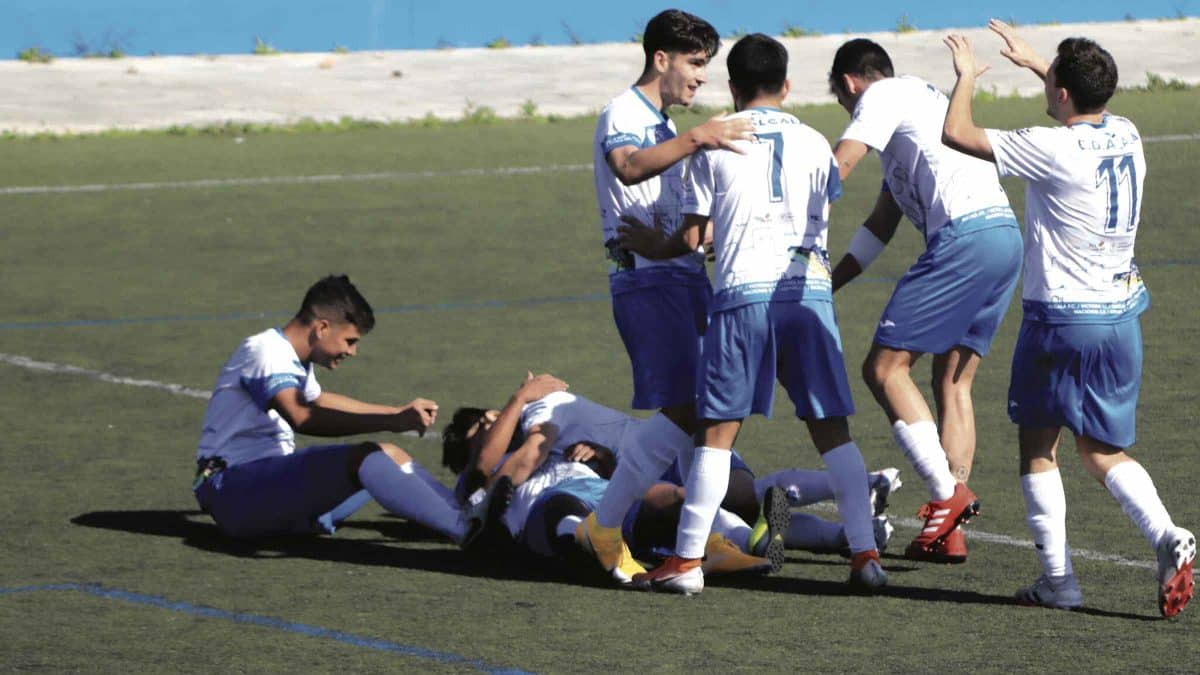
[521,476,608,558]
[875,221,1021,356]
[696,300,855,421]
[1008,317,1142,448]
[194,444,362,538]
[659,450,753,486]
[611,279,711,410]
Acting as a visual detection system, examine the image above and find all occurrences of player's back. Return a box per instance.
[989,114,1147,321]
[520,391,635,456]
[687,107,840,311]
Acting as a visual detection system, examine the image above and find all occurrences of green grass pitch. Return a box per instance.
[1,89,1197,672]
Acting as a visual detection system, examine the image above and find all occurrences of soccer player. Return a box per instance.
[941,21,1195,616]
[623,33,885,594]
[579,8,755,586]
[193,275,492,544]
[827,37,1024,563]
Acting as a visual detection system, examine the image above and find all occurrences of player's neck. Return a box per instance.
[633,79,666,112]
[1063,109,1107,127]
[740,94,785,112]
[280,319,313,362]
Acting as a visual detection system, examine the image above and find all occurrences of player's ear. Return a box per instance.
[313,318,331,338]
[653,49,670,74]
[781,78,791,100]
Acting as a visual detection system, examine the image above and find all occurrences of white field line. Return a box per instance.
[0,351,1189,573]
[0,164,591,196]
[0,130,1197,196]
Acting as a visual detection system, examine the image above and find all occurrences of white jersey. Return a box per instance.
[684,107,841,312]
[518,391,635,457]
[197,328,322,467]
[841,76,1013,243]
[593,87,705,287]
[986,114,1149,323]
[502,457,603,537]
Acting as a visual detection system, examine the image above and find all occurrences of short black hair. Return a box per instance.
[296,275,375,334]
[829,38,894,94]
[442,407,487,474]
[642,9,720,71]
[728,33,788,99]
[1053,37,1118,113]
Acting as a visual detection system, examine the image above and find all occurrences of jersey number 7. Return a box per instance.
[757,132,785,203]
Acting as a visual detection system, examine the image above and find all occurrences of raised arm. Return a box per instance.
[491,425,559,487]
[942,34,995,162]
[272,388,438,437]
[468,373,568,481]
[606,115,754,186]
[988,19,1050,81]
[831,189,903,292]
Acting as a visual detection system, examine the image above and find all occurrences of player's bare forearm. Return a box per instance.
[493,430,555,487]
[314,391,400,415]
[618,215,704,260]
[833,139,870,181]
[831,255,864,293]
[943,34,995,162]
[470,373,567,476]
[609,136,699,186]
[833,194,901,291]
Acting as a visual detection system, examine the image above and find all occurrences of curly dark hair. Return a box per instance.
[1053,38,1118,113]
[642,9,720,71]
[442,407,488,474]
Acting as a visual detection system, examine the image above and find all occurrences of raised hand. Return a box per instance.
[944,34,989,79]
[988,18,1048,76]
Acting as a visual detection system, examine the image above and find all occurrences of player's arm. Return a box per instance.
[831,190,903,292]
[313,391,402,415]
[942,34,995,162]
[468,373,568,482]
[606,115,754,186]
[491,425,559,487]
[989,19,1050,81]
[832,138,871,181]
[271,388,438,436]
[616,213,706,260]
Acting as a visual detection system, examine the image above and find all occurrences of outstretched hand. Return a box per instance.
[690,114,755,154]
[944,34,989,80]
[988,18,1045,72]
[396,398,439,436]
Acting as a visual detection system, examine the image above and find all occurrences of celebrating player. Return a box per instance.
[623,33,885,594]
[193,275,499,544]
[579,8,755,586]
[827,37,1023,563]
[941,21,1195,616]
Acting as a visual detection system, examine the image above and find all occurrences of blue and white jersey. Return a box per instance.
[197,328,321,467]
[986,114,1148,324]
[684,107,841,312]
[840,76,1014,244]
[501,457,604,537]
[519,391,635,458]
[593,87,705,291]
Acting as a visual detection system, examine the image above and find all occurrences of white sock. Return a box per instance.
[754,468,834,506]
[594,412,689,528]
[556,515,583,539]
[676,445,696,483]
[893,420,956,501]
[1104,461,1174,549]
[1020,469,1073,578]
[675,447,731,559]
[784,512,846,551]
[315,489,373,533]
[711,507,752,552]
[357,453,465,542]
[822,442,876,554]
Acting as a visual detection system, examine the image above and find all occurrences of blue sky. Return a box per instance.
[4,1,1196,57]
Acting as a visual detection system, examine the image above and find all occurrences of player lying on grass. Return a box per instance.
[826,35,1023,564]
[941,20,1195,617]
[441,379,899,578]
[193,275,510,544]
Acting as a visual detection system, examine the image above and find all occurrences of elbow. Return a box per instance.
[615,170,640,187]
[941,129,962,151]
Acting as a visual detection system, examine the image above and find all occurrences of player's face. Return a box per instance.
[662,50,710,107]
[830,76,857,115]
[312,320,361,369]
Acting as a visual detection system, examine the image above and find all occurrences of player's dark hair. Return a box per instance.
[727,33,788,99]
[642,9,720,71]
[1052,37,1118,113]
[442,407,488,474]
[828,38,894,95]
[296,274,375,334]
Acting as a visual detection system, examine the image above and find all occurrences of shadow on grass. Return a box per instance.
[70,509,614,588]
[70,509,1162,620]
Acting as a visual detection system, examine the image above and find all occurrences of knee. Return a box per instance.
[348,441,411,476]
[861,354,893,393]
[376,442,412,465]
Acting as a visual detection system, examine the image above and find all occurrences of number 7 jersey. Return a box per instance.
[683,107,842,312]
[986,114,1148,323]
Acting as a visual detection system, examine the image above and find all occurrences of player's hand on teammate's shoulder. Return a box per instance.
[394,397,439,435]
[516,371,568,404]
[689,114,755,153]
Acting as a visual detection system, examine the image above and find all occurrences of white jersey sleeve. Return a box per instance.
[840,86,903,151]
[239,336,311,409]
[986,127,1062,182]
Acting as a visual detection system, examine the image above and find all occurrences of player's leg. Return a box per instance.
[931,346,981,484]
[353,442,481,545]
[1013,425,1082,609]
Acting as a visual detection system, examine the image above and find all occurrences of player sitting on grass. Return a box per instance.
[621,33,885,594]
[441,381,899,577]
[941,21,1195,617]
[193,275,501,545]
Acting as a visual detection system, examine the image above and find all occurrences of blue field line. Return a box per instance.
[1,583,531,674]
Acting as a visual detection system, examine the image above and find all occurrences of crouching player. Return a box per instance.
[623,34,884,594]
[942,22,1194,616]
[193,275,489,544]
